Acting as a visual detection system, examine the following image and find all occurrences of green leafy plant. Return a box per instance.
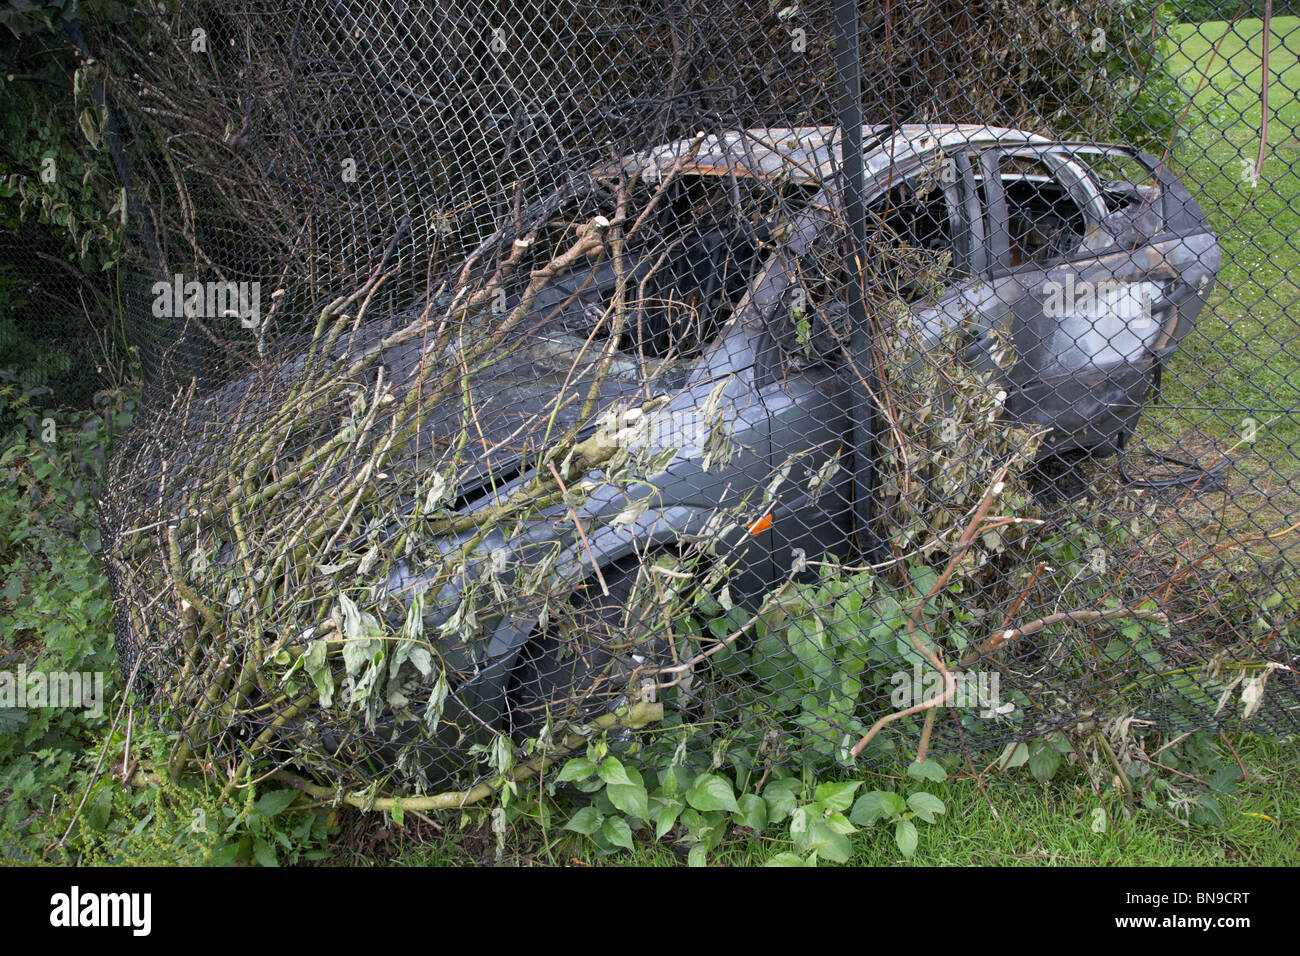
[41,723,334,866]
[0,383,334,865]
[556,740,758,864]
[551,730,955,866]
[0,381,131,857]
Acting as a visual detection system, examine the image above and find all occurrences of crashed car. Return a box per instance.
[289,124,1220,778]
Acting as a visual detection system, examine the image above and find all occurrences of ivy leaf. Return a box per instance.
[687,843,708,867]
[906,791,947,823]
[895,819,919,859]
[685,773,739,813]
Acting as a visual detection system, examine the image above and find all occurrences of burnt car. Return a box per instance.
[285,125,1220,779]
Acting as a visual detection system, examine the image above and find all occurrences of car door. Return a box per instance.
[760,148,981,570]
[973,143,1210,456]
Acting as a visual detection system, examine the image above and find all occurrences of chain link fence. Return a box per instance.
[7,1,1295,798]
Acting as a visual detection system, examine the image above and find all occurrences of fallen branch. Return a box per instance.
[269,702,663,813]
[967,606,1169,663]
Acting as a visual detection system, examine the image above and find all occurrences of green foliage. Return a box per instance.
[39,724,334,865]
[507,721,1274,866]
[1096,1,1189,150]
[0,1,137,408]
[651,559,970,770]
[550,738,952,866]
[0,381,131,856]
[0,0,80,39]
[1168,1,1300,22]
[557,743,776,865]
[1121,729,1254,827]
[992,725,1258,833]
[0,383,336,863]
[0,2,127,272]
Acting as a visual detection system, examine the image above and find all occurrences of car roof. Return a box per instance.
[611,124,1054,186]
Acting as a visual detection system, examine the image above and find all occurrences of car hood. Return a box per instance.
[377,327,687,491]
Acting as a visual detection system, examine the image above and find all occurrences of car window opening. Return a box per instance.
[502,174,822,370]
[765,174,959,373]
[866,177,956,301]
[1068,149,1165,239]
[994,154,1089,266]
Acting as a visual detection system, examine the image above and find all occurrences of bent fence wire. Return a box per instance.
[29,0,1299,795]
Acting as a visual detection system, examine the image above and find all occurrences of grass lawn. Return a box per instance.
[1155,15,1300,468]
[1113,16,1300,587]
